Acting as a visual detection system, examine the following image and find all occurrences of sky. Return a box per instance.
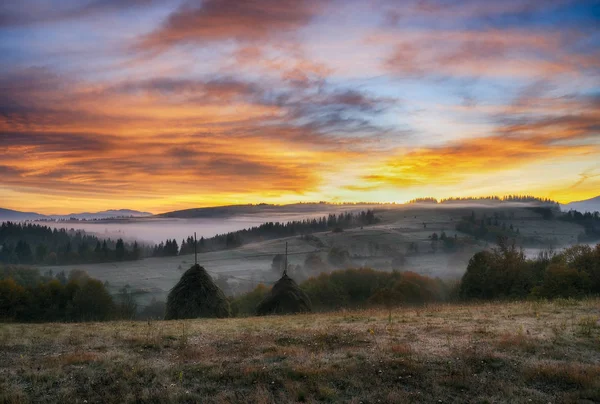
[0,0,599,214]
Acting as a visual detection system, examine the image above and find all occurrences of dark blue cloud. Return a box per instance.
[0,0,165,27]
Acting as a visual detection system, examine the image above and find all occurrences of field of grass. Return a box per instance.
[1,298,599,403]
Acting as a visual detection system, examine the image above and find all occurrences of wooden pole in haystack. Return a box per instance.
[194,232,197,265]
[284,241,288,276]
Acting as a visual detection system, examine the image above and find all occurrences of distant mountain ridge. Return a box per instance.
[3,195,598,222]
[561,195,600,213]
[58,209,153,220]
[0,208,46,221]
[157,202,379,219]
[0,208,152,221]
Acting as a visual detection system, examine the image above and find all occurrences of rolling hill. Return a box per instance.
[156,202,381,218]
[562,195,600,213]
[0,208,45,221]
[44,203,586,306]
[55,209,153,220]
[0,208,152,221]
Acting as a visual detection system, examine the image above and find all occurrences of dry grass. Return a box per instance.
[496,332,544,353]
[1,298,599,403]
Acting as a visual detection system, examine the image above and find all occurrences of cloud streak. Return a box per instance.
[0,0,164,27]
[137,0,326,51]
[375,29,598,80]
[362,93,600,188]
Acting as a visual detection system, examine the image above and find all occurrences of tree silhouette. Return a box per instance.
[115,239,125,260]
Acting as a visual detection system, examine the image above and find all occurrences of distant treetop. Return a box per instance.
[406,197,438,204]
[405,195,559,206]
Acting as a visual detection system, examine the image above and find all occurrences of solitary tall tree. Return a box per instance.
[132,241,141,259]
[115,239,125,260]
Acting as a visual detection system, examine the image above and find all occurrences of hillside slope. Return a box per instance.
[0,208,45,221]
[43,204,586,305]
[1,299,598,403]
[0,208,152,221]
[562,195,600,213]
[156,202,379,218]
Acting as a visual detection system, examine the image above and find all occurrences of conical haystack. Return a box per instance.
[256,273,312,315]
[165,264,230,320]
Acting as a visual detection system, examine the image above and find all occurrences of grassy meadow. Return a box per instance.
[1,298,599,403]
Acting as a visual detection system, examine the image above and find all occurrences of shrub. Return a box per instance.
[298,268,452,311]
[302,268,392,310]
[0,278,28,320]
[0,265,117,322]
[459,251,495,300]
[560,244,600,293]
[230,284,269,316]
[0,265,46,287]
[460,238,530,300]
[300,272,351,310]
[70,279,116,321]
[531,263,591,299]
[394,271,446,303]
[460,242,599,301]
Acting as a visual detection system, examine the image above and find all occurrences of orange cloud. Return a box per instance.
[360,88,600,189]
[0,66,382,213]
[137,0,326,51]
[362,115,599,189]
[368,29,599,79]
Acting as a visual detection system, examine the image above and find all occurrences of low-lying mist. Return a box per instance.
[38,212,346,245]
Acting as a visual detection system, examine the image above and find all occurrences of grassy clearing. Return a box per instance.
[1,298,599,403]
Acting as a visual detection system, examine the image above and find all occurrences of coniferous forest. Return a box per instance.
[0,222,146,265]
[154,210,379,256]
[0,210,379,264]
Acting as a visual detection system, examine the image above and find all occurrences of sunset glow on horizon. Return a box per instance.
[1,0,599,215]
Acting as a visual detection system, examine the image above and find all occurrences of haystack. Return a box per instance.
[256,273,312,315]
[165,264,230,320]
